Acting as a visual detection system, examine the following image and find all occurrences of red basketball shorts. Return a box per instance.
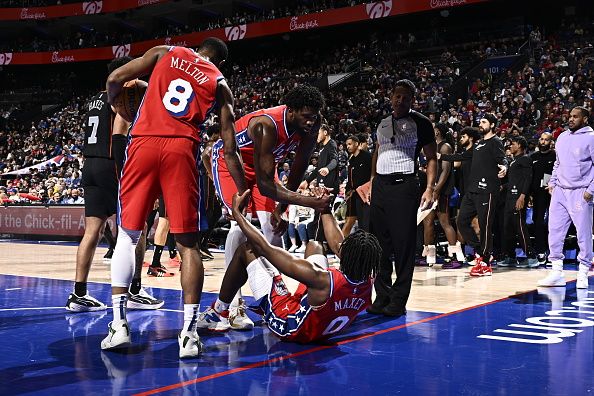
[118,136,201,233]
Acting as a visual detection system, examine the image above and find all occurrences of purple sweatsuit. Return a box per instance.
[548,126,594,266]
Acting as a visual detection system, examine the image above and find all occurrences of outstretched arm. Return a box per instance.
[252,119,330,211]
[217,80,247,195]
[231,190,328,289]
[106,45,169,104]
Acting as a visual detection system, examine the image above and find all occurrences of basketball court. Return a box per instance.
[1,239,592,395]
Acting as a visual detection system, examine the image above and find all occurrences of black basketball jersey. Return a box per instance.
[83,92,114,158]
[437,140,455,195]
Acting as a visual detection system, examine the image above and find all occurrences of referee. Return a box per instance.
[366,79,437,318]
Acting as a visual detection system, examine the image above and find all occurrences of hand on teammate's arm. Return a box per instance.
[232,190,327,288]
[107,45,168,104]
[217,81,248,211]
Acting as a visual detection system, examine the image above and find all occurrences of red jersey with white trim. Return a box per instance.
[131,46,223,142]
[264,268,373,343]
[233,105,302,170]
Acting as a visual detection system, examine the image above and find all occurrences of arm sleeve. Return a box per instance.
[416,115,436,148]
[325,140,338,171]
[519,157,533,195]
[441,151,471,162]
[549,147,560,188]
[587,137,594,195]
[492,138,508,167]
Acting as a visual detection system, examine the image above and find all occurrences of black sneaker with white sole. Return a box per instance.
[127,288,165,310]
[65,293,107,312]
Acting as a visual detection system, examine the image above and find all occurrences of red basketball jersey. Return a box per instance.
[233,105,302,170]
[265,268,373,343]
[131,46,223,142]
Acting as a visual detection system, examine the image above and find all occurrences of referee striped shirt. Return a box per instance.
[375,110,435,175]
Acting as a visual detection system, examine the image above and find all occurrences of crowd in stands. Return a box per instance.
[0,96,87,204]
[0,18,592,212]
[0,0,368,53]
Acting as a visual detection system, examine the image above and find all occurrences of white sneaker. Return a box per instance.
[196,306,231,332]
[537,271,566,287]
[178,330,203,359]
[288,245,297,253]
[295,245,306,253]
[450,243,467,263]
[101,320,131,350]
[577,272,589,289]
[230,298,254,330]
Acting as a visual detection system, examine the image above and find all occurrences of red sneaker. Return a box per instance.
[147,265,175,277]
[168,257,181,267]
[470,257,492,277]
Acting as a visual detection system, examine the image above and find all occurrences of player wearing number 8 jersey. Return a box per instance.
[197,189,381,343]
[101,38,246,358]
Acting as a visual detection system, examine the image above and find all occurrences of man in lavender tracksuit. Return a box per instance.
[539,106,593,289]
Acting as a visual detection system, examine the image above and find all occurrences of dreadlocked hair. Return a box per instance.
[282,84,325,112]
[339,230,382,282]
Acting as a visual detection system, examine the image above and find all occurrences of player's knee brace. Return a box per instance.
[111,226,142,287]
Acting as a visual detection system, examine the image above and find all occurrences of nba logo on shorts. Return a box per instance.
[365,0,392,19]
[82,1,103,15]
[225,25,247,41]
[274,279,289,296]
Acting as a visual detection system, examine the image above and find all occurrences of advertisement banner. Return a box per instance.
[0,206,166,240]
[4,0,489,65]
[0,206,90,236]
[0,0,171,21]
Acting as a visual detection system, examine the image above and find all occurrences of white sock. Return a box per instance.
[112,294,128,322]
[257,210,283,247]
[183,304,200,332]
[224,221,247,307]
[579,263,590,275]
[112,226,142,288]
[214,298,230,313]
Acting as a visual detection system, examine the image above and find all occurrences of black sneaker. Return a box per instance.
[127,288,164,310]
[65,293,107,312]
[147,265,175,277]
[201,252,213,261]
[366,297,389,315]
[200,247,214,260]
[103,248,114,261]
[382,303,407,318]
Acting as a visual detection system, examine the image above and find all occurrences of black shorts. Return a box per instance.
[436,194,450,213]
[81,157,118,218]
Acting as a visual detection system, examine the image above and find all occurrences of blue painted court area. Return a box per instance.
[0,274,593,395]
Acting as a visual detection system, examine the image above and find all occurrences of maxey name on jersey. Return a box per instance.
[334,297,366,311]
[170,57,210,85]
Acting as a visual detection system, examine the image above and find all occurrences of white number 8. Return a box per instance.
[162,78,194,115]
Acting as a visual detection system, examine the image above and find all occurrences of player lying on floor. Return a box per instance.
[197,188,381,343]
